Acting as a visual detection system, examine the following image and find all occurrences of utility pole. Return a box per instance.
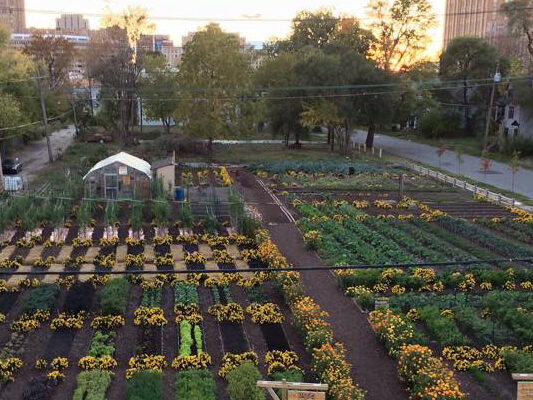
[483,63,501,152]
[37,70,54,163]
[88,76,94,117]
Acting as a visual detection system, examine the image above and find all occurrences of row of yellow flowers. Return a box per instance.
[50,311,87,330]
[255,230,366,400]
[133,306,168,326]
[34,357,69,383]
[207,303,244,323]
[265,350,302,376]
[442,345,531,372]
[245,303,284,324]
[126,354,167,380]
[369,309,465,399]
[10,309,50,333]
[220,166,232,186]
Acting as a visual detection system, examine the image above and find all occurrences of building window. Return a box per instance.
[508,106,515,119]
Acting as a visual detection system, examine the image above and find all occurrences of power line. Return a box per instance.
[0,257,531,276]
[92,74,533,94]
[9,76,533,103]
[56,78,530,102]
[0,110,71,139]
[6,5,531,23]
[0,75,48,85]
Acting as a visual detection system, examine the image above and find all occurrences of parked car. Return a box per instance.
[2,158,22,175]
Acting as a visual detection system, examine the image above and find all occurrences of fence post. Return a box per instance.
[379,148,383,158]
[372,147,375,155]
[363,144,367,153]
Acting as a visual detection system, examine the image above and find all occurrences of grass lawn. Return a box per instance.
[28,138,532,205]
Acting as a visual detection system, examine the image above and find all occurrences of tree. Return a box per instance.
[0,25,34,192]
[23,35,76,90]
[102,6,155,63]
[254,50,305,145]
[440,37,500,136]
[290,9,338,50]
[366,0,436,71]
[0,93,26,191]
[141,53,178,134]
[300,100,343,151]
[502,0,533,61]
[176,23,256,144]
[97,9,155,143]
[329,17,375,57]
[91,46,142,144]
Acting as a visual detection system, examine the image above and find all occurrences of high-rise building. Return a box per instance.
[0,0,25,33]
[443,0,530,69]
[56,14,89,34]
[443,0,508,48]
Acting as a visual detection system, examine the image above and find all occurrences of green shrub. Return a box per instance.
[175,370,216,400]
[73,370,113,400]
[101,278,130,315]
[418,305,470,346]
[503,350,533,373]
[126,371,163,400]
[418,109,463,139]
[88,331,116,357]
[226,361,265,400]
[271,369,304,398]
[23,284,59,313]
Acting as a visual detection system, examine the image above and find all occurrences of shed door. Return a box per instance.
[104,173,118,200]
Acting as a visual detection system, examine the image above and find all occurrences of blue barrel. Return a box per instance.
[175,187,184,201]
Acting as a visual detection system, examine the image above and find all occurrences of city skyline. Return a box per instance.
[24,0,445,56]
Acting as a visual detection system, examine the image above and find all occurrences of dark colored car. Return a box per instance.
[2,158,22,175]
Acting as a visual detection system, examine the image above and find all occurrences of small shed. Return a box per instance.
[152,151,176,194]
[83,152,152,200]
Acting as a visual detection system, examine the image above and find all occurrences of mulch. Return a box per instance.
[233,168,409,400]
[162,285,177,400]
[106,285,142,400]
[234,168,517,400]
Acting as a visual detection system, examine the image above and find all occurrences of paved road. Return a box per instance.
[352,131,533,200]
[17,125,76,184]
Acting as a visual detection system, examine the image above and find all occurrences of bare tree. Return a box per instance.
[366,0,436,71]
[23,35,76,90]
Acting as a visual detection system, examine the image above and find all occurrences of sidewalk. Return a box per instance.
[352,131,533,200]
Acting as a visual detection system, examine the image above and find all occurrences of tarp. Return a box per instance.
[83,152,152,180]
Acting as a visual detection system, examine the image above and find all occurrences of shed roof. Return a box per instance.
[83,152,152,180]
[152,157,173,170]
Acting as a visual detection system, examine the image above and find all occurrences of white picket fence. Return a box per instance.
[410,164,517,208]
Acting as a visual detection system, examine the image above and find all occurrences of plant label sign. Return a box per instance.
[518,381,533,400]
[513,373,533,400]
[375,297,389,310]
[288,391,326,400]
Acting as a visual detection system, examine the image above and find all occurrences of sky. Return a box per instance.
[26,0,445,56]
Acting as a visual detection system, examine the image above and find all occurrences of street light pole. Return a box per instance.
[483,63,501,152]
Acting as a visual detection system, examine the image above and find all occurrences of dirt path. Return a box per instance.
[233,169,409,400]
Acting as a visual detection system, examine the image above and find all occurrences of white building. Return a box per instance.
[10,32,90,82]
